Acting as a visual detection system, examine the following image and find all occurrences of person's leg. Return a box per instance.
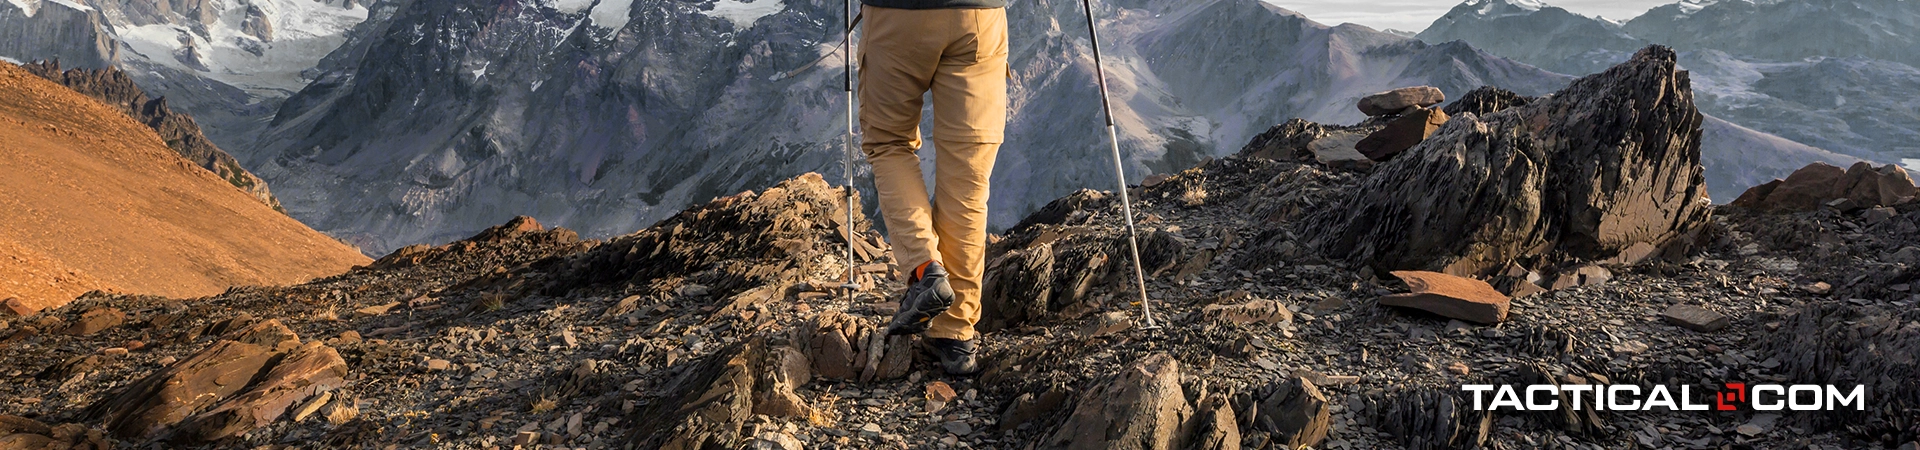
[924,8,1009,342]
[858,6,950,272]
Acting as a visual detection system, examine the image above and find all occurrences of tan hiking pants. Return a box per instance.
[859,5,1008,341]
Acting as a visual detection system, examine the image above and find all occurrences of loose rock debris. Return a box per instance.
[1,47,1917,449]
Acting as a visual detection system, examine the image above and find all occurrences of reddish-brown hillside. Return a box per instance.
[0,62,369,313]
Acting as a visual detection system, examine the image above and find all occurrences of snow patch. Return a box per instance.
[0,56,20,65]
[550,0,594,14]
[46,0,88,11]
[706,0,784,30]
[588,0,634,30]
[1905,158,1920,171]
[109,0,369,97]
[1472,0,1547,16]
[5,0,36,17]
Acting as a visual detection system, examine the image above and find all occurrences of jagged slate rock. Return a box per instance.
[62,307,125,336]
[1363,388,1489,450]
[1014,190,1109,231]
[1356,107,1450,161]
[797,311,864,381]
[88,340,279,440]
[1359,86,1446,116]
[547,174,869,298]
[1001,385,1072,431]
[1077,311,1134,338]
[0,415,51,436]
[982,243,1054,331]
[1442,87,1533,117]
[629,340,764,449]
[874,335,914,381]
[1510,364,1606,436]
[1200,299,1292,326]
[37,355,107,381]
[1661,304,1729,332]
[1760,303,1920,433]
[1237,119,1325,162]
[1310,46,1711,277]
[1548,265,1612,290]
[222,319,301,352]
[769,345,811,388]
[1189,394,1240,450]
[0,433,55,449]
[1139,231,1188,277]
[173,341,348,443]
[1244,376,1330,450]
[1043,353,1195,450]
[1378,271,1511,324]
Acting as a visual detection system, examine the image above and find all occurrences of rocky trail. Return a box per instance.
[2,47,1918,450]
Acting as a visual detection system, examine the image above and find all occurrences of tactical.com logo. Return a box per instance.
[1463,383,1867,411]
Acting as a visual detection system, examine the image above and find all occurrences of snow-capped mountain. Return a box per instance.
[1418,0,1912,170]
[248,0,1574,253]
[1624,0,1920,68]
[0,0,368,150]
[1417,0,1642,75]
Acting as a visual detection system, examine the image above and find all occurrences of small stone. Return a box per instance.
[1,297,35,317]
[942,421,973,436]
[1807,282,1833,294]
[1612,340,1649,355]
[334,331,362,345]
[860,423,881,435]
[102,347,129,357]
[1445,362,1469,376]
[514,431,541,446]
[1077,311,1134,338]
[424,359,452,371]
[1662,304,1730,332]
[355,302,400,317]
[1736,424,1763,437]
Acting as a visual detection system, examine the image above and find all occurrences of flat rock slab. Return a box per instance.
[1662,304,1729,332]
[1359,86,1445,116]
[1378,271,1510,324]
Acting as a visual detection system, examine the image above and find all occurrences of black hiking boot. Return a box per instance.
[926,337,980,376]
[886,261,955,336]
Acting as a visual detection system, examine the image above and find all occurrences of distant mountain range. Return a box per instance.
[1419,0,1919,169]
[2,0,1899,254]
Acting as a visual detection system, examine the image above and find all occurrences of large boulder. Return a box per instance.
[1358,86,1446,116]
[1356,107,1450,161]
[86,320,345,443]
[1043,353,1196,450]
[1310,46,1711,277]
[1732,162,1918,211]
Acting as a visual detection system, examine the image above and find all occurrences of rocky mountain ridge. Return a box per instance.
[1418,0,1920,167]
[2,46,1914,450]
[18,59,281,210]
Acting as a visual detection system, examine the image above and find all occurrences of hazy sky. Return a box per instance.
[1265,0,1678,33]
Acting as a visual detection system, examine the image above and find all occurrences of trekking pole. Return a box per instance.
[1080,0,1159,330]
[839,0,861,302]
